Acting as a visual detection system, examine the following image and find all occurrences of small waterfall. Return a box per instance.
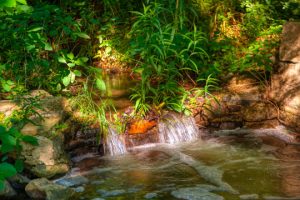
[105,128,127,156]
[158,113,199,144]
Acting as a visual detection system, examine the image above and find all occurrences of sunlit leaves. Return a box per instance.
[96,78,106,92]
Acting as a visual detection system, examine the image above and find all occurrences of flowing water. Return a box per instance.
[67,74,300,199]
[105,128,127,156]
[158,113,199,144]
[59,120,300,200]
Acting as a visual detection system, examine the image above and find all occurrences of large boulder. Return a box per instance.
[279,21,300,63]
[25,178,74,200]
[269,22,300,132]
[21,136,70,178]
[0,90,70,136]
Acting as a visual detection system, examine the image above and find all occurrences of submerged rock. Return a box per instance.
[171,187,224,200]
[21,136,70,178]
[25,178,74,200]
[144,192,158,199]
[74,186,85,193]
[240,194,259,199]
[54,175,89,187]
[97,189,126,197]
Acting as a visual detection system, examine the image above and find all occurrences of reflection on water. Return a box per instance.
[66,134,300,200]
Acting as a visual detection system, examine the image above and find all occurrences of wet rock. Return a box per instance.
[171,187,224,200]
[144,192,158,199]
[55,175,89,187]
[0,180,17,199]
[97,189,126,197]
[240,194,259,199]
[7,174,31,190]
[74,186,85,193]
[25,178,74,200]
[91,180,105,185]
[127,186,142,193]
[91,198,105,200]
[21,136,70,178]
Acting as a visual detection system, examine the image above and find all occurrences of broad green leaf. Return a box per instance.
[73,70,82,77]
[67,53,74,60]
[75,32,90,39]
[58,57,67,64]
[62,76,70,86]
[22,135,38,146]
[67,63,75,68]
[0,0,16,7]
[0,163,17,178]
[96,78,106,92]
[15,159,24,172]
[44,43,53,51]
[0,134,16,146]
[56,83,62,91]
[70,72,76,83]
[1,143,15,154]
[16,0,26,4]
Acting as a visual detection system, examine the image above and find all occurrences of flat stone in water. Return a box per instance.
[91,180,105,185]
[97,189,126,197]
[74,186,85,193]
[127,187,142,193]
[91,198,105,200]
[240,194,259,199]
[171,187,224,200]
[144,192,158,199]
[55,176,89,187]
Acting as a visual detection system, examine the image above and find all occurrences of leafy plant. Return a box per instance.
[0,125,38,191]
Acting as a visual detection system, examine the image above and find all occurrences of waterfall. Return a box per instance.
[158,113,200,144]
[105,128,127,156]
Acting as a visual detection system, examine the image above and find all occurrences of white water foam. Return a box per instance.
[105,127,127,156]
[158,113,200,144]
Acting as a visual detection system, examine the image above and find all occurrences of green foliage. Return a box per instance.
[129,1,209,115]
[0,3,92,93]
[0,125,38,191]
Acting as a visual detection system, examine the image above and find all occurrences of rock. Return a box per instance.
[242,102,277,122]
[21,96,68,136]
[21,136,70,178]
[0,180,17,199]
[74,186,85,193]
[144,192,158,199]
[7,174,31,190]
[25,178,74,200]
[279,22,300,63]
[54,175,89,187]
[0,100,19,117]
[240,194,259,199]
[97,189,126,197]
[171,187,224,200]
[91,198,105,200]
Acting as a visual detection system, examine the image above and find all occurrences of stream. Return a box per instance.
[58,132,300,200]
[57,72,300,200]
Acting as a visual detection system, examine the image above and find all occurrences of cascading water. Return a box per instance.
[105,127,127,156]
[158,113,200,144]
